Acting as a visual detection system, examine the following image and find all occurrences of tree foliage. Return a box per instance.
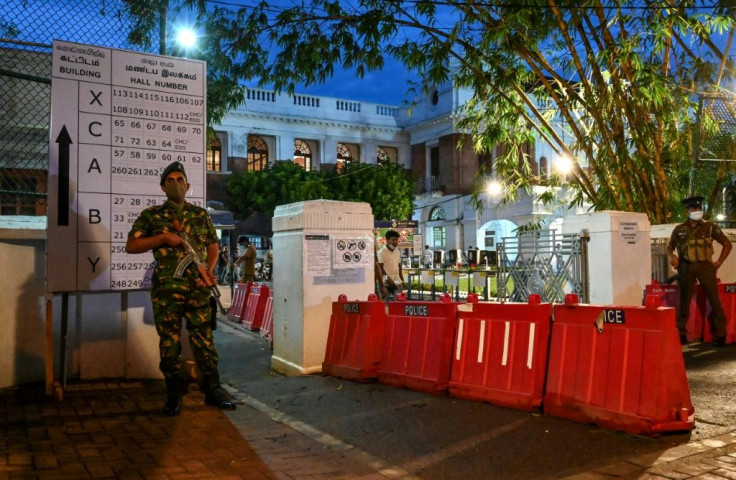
[125,0,736,224]
[225,160,416,221]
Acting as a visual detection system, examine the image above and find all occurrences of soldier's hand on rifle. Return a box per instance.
[161,232,184,248]
[196,268,217,288]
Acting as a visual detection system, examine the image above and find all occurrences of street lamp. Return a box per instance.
[175,26,197,52]
[486,179,504,197]
[554,155,573,175]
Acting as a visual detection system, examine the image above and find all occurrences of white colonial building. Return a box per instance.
[208,78,581,261]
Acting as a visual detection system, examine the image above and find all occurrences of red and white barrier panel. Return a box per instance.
[543,294,694,435]
[701,282,736,345]
[377,293,458,394]
[227,282,252,323]
[449,293,552,412]
[323,294,386,381]
[643,281,705,342]
[242,284,270,331]
[259,291,274,346]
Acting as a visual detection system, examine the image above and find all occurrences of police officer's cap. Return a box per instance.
[681,196,704,209]
[160,161,187,186]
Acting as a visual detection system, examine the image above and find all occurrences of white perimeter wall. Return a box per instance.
[0,218,162,390]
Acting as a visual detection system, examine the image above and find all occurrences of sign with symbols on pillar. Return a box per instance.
[47,40,207,293]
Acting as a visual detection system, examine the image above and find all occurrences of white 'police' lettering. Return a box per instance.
[342,303,360,313]
[404,305,429,316]
[604,309,625,324]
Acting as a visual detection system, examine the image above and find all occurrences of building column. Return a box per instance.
[321,138,337,171]
[361,141,378,165]
[276,135,295,162]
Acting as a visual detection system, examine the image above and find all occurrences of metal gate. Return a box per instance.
[497,230,589,303]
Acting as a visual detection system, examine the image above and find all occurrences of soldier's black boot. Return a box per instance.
[202,374,236,410]
[163,378,184,416]
[204,387,236,410]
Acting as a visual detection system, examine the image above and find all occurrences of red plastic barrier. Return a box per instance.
[448,294,552,411]
[700,282,736,344]
[377,294,458,394]
[543,294,694,435]
[227,282,252,323]
[259,291,274,347]
[323,294,386,381]
[643,282,705,341]
[242,284,270,331]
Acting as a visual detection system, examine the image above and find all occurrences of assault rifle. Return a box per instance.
[172,224,227,315]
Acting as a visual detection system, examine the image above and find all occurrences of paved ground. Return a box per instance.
[3,288,736,479]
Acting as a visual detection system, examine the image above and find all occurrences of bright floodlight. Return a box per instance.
[717,213,725,221]
[176,28,197,49]
[486,180,503,197]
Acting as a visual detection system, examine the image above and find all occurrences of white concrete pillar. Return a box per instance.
[271,200,374,375]
[562,211,651,305]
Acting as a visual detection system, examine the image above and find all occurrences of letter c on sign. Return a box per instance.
[89,121,102,137]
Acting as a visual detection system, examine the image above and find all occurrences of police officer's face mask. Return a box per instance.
[688,210,703,221]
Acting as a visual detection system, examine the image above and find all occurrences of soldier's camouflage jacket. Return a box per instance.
[128,201,218,305]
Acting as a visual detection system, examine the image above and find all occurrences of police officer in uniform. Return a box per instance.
[667,196,732,347]
[126,161,236,415]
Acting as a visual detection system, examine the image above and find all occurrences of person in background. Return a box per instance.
[217,244,229,284]
[374,251,387,299]
[235,237,257,282]
[423,245,434,269]
[126,161,236,416]
[266,248,273,280]
[667,196,732,347]
[378,229,406,297]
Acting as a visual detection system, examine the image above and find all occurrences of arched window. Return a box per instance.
[207,136,221,172]
[539,156,548,177]
[377,146,397,165]
[247,135,268,171]
[336,143,353,172]
[293,139,312,171]
[429,206,446,221]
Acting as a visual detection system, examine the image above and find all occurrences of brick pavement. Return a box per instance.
[0,380,385,480]
[562,432,736,480]
[3,377,736,479]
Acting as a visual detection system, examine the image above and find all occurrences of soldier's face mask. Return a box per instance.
[162,174,189,203]
[688,210,703,221]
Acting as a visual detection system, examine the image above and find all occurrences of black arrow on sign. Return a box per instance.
[56,126,72,226]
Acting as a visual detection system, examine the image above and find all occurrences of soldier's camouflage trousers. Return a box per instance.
[152,278,220,390]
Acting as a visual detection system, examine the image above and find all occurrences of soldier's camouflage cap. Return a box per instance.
[681,196,704,209]
[160,161,187,186]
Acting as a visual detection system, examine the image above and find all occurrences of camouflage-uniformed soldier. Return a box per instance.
[667,196,732,347]
[126,161,236,415]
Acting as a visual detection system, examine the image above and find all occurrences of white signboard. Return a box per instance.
[47,40,206,293]
[304,234,374,285]
[618,221,640,245]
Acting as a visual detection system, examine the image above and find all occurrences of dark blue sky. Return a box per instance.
[287,61,416,106]
[2,0,415,106]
